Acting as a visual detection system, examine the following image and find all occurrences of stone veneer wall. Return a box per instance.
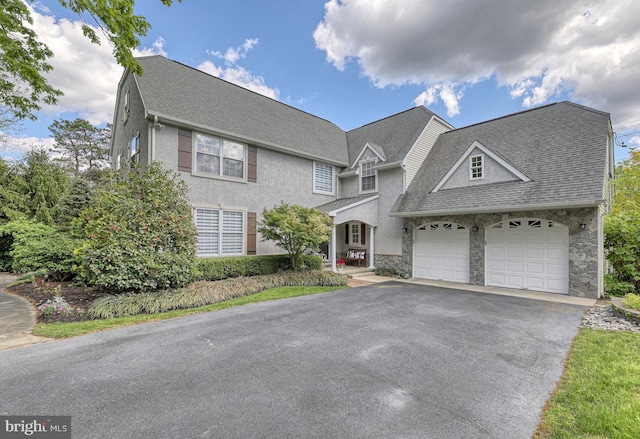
[374,254,404,272]
[401,208,600,298]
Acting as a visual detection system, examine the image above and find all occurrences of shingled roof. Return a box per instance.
[345,106,436,166]
[133,56,349,165]
[391,102,611,216]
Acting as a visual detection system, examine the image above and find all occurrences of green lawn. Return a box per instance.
[34,285,345,339]
[535,328,640,439]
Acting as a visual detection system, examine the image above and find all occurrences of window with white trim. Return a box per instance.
[360,159,377,192]
[350,223,360,245]
[195,133,245,179]
[195,208,244,257]
[123,88,130,123]
[470,154,483,179]
[128,133,140,164]
[313,162,334,194]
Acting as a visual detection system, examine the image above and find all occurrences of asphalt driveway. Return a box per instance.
[0,282,587,438]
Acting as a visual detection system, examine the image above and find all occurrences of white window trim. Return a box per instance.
[359,158,378,194]
[470,154,484,180]
[194,206,246,257]
[123,88,130,123]
[350,222,361,245]
[192,132,248,182]
[129,132,140,164]
[313,161,335,195]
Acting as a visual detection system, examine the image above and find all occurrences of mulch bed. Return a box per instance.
[7,280,104,323]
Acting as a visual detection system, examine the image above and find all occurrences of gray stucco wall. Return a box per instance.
[111,74,150,167]
[401,208,601,298]
[154,124,337,255]
[440,147,520,190]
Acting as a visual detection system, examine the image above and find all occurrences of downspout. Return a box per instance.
[330,215,337,272]
[150,115,158,162]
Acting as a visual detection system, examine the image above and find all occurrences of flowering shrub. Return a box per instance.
[38,296,74,316]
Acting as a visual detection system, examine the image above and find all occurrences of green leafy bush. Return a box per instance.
[622,293,640,311]
[196,254,322,281]
[89,270,347,319]
[76,163,198,293]
[0,219,79,279]
[604,212,640,296]
[373,266,409,279]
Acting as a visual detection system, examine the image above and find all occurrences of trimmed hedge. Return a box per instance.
[89,270,347,319]
[195,254,322,281]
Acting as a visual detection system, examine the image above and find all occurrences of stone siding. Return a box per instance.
[401,208,600,298]
[374,254,404,272]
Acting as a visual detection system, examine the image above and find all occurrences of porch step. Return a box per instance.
[345,268,375,278]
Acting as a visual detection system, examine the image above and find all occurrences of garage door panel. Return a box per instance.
[486,219,569,295]
[414,223,469,283]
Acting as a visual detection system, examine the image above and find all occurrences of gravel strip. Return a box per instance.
[581,304,640,333]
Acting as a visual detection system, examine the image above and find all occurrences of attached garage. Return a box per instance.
[414,222,469,283]
[485,219,569,294]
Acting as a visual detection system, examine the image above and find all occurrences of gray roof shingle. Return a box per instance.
[315,194,378,213]
[391,102,611,215]
[345,106,436,166]
[134,56,349,165]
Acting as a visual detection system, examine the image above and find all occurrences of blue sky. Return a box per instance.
[2,0,639,162]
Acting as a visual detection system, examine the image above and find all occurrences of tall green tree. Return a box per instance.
[604,150,640,295]
[16,148,69,225]
[0,0,180,124]
[49,118,110,177]
[258,202,333,271]
[0,157,27,223]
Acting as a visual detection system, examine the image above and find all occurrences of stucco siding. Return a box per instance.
[154,124,337,255]
[439,147,520,190]
[111,74,149,167]
[404,118,451,190]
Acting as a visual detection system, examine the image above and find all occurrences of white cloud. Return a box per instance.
[0,132,56,159]
[26,3,167,126]
[314,0,640,129]
[198,39,280,100]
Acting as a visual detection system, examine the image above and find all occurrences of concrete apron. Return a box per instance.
[395,277,597,307]
[0,273,52,350]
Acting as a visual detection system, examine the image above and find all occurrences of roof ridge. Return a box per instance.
[347,106,434,133]
[137,55,346,133]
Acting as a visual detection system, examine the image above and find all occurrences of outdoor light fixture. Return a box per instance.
[402,226,408,233]
[472,226,479,232]
[579,219,588,229]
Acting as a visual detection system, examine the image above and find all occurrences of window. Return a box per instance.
[470,154,483,179]
[128,133,140,164]
[123,88,130,123]
[360,159,377,192]
[313,162,334,194]
[195,133,245,179]
[195,208,244,257]
[350,223,360,245]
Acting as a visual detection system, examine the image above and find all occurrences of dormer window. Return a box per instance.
[360,159,377,193]
[470,154,483,179]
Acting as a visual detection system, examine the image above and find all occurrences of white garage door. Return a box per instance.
[485,219,569,294]
[414,222,469,283]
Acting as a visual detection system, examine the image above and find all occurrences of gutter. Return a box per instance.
[389,199,606,217]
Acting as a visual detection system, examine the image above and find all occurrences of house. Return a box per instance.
[110,56,612,299]
[391,102,614,298]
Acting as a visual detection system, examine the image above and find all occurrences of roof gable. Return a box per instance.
[392,102,612,216]
[432,141,531,192]
[350,142,386,168]
[132,56,349,166]
[346,106,436,165]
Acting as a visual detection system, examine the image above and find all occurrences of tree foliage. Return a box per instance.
[16,148,70,225]
[604,150,640,295]
[49,118,110,177]
[76,162,197,293]
[0,157,27,223]
[0,0,62,123]
[1,0,180,124]
[258,202,333,271]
